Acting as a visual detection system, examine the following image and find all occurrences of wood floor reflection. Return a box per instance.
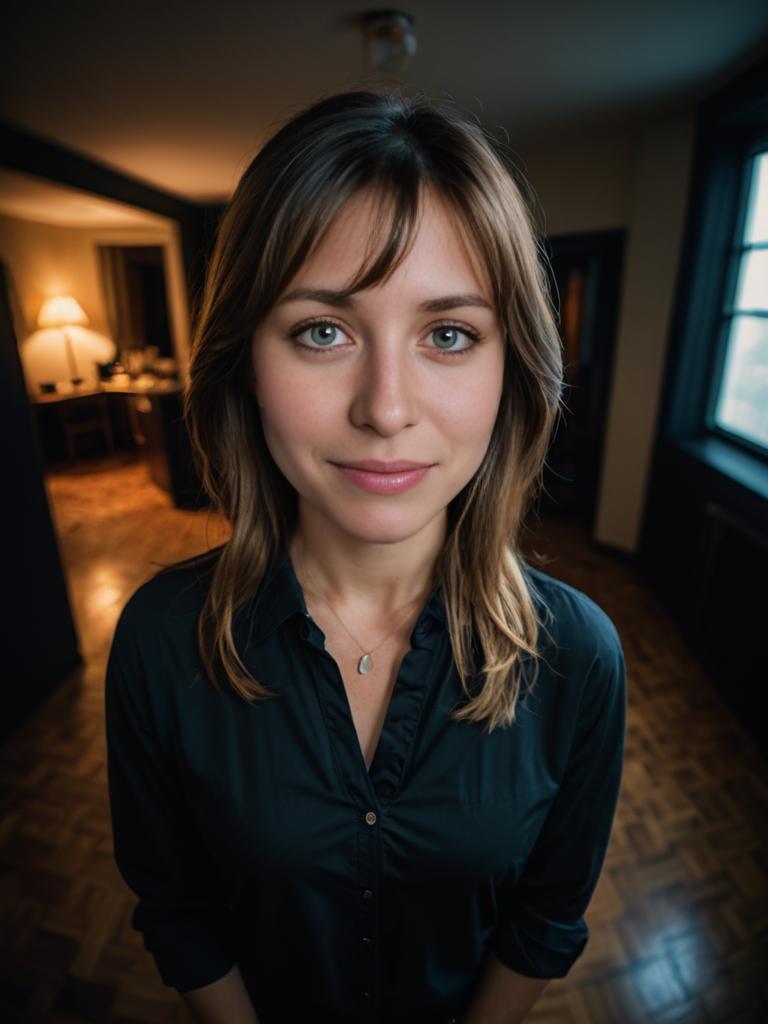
[1,451,766,1022]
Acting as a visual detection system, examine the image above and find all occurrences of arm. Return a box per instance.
[462,948,549,1024]
[180,963,260,1024]
[104,598,250,1002]
[469,630,627,1017]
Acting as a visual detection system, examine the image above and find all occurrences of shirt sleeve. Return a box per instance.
[104,596,239,992]
[489,624,628,978]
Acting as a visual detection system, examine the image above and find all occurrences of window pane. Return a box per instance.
[733,248,768,312]
[713,315,768,449]
[744,151,768,244]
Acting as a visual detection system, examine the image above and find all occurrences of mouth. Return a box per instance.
[330,460,433,473]
[330,461,433,494]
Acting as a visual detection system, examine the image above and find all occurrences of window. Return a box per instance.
[709,146,768,455]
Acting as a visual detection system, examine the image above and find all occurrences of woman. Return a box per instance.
[105,89,627,1024]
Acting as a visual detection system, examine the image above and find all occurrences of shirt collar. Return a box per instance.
[241,546,448,647]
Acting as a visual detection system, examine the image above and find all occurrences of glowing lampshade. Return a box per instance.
[38,295,90,329]
[36,295,91,386]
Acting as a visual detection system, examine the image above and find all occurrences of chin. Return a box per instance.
[337,504,445,542]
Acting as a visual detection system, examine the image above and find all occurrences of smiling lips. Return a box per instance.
[331,460,434,494]
[332,460,432,472]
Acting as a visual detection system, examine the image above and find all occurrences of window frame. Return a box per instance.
[705,135,768,460]
[657,53,768,499]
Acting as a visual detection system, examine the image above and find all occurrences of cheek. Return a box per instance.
[257,365,339,456]
[433,369,503,448]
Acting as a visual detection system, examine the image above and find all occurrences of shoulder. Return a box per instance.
[521,561,626,701]
[106,549,226,720]
[111,548,222,658]
[524,563,621,651]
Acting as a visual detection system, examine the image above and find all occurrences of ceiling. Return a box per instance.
[0,169,171,227]
[2,0,768,203]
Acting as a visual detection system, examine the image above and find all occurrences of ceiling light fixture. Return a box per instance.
[360,9,417,75]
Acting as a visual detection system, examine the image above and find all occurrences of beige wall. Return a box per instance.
[0,211,191,393]
[0,213,113,341]
[519,125,637,233]
[520,110,697,553]
[592,110,697,552]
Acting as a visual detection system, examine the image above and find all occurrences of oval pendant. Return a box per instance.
[358,654,373,673]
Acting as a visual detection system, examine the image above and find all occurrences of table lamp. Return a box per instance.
[37,295,90,386]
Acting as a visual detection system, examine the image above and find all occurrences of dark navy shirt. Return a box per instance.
[104,545,627,1024]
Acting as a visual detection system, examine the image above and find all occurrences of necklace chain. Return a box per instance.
[298,545,424,674]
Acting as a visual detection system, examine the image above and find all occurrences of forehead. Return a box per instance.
[296,186,492,297]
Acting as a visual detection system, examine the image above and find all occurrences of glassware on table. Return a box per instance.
[121,348,145,378]
[144,345,160,370]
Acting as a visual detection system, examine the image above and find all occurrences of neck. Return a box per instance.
[289,510,445,621]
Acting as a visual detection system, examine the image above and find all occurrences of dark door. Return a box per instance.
[538,229,626,528]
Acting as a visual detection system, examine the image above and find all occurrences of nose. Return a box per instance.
[348,335,420,437]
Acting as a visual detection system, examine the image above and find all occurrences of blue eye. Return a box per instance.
[429,325,478,355]
[288,320,345,352]
[288,319,481,357]
[309,323,342,348]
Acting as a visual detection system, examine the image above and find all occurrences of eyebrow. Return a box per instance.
[276,287,494,313]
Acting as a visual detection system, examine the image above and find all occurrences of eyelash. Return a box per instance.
[287,317,482,358]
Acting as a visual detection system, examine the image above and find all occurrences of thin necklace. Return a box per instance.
[298,549,424,674]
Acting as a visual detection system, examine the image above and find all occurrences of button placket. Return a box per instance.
[359,809,379,1006]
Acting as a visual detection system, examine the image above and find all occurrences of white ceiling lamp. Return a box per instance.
[360,9,417,75]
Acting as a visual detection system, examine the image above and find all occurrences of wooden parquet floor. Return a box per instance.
[2,451,766,1023]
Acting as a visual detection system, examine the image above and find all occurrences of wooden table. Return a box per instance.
[30,376,206,509]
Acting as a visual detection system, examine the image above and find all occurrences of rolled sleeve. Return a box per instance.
[104,598,238,992]
[491,629,627,978]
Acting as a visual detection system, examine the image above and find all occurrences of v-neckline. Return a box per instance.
[321,628,409,778]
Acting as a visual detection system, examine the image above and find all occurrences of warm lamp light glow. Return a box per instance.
[38,295,90,328]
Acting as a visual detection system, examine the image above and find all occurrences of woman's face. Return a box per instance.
[250,187,506,548]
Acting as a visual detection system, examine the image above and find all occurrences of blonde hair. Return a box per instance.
[172,88,564,734]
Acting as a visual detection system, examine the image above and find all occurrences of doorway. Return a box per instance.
[539,229,626,529]
[97,244,174,359]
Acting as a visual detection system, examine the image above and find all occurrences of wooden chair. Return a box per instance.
[60,394,115,460]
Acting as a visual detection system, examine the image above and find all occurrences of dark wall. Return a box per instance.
[0,259,82,744]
